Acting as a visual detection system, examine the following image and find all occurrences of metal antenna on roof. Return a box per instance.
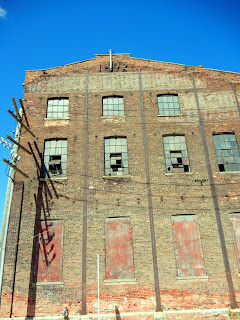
[108,49,113,72]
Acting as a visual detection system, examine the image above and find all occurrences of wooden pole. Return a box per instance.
[7,109,35,138]
[12,97,21,119]
[2,159,28,178]
[19,98,30,128]
[6,135,32,155]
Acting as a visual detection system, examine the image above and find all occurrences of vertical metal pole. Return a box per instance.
[81,70,88,315]
[138,69,161,311]
[109,49,113,72]
[97,254,100,320]
[0,109,22,303]
[232,83,240,116]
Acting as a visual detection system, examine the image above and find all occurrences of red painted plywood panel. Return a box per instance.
[172,215,206,277]
[36,220,63,282]
[230,213,240,268]
[105,217,134,280]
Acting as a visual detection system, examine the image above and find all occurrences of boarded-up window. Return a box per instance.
[230,213,240,268]
[105,217,134,280]
[172,215,206,277]
[36,220,63,282]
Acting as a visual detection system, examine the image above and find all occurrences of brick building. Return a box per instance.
[1,52,240,320]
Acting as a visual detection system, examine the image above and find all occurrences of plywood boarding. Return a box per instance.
[230,213,240,269]
[105,217,134,280]
[172,215,206,277]
[36,220,63,282]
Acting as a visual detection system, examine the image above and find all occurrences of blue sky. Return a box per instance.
[0,0,240,229]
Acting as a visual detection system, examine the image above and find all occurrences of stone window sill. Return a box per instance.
[158,114,182,117]
[177,275,208,280]
[101,116,126,119]
[44,117,70,120]
[104,278,136,285]
[36,281,64,286]
[40,176,68,181]
[219,171,240,174]
[165,172,193,176]
[103,175,131,179]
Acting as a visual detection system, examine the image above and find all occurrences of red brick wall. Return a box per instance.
[1,54,240,319]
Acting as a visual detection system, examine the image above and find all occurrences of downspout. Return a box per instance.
[0,108,22,303]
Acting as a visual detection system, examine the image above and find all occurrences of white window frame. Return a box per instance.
[103,97,124,117]
[47,98,69,119]
[157,94,181,116]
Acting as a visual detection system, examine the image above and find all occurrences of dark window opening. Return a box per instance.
[49,155,62,175]
[219,164,225,172]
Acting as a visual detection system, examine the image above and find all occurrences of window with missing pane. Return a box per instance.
[103,97,124,117]
[104,137,128,176]
[213,134,240,172]
[47,98,69,119]
[163,135,190,173]
[43,140,68,178]
[157,94,181,115]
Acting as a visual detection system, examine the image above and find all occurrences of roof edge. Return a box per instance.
[24,55,240,75]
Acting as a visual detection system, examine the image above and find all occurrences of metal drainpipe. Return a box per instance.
[0,108,22,303]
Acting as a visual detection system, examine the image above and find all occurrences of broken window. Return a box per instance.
[105,217,134,280]
[213,134,240,172]
[36,220,63,282]
[43,139,68,178]
[230,213,240,269]
[104,137,128,176]
[163,135,190,173]
[103,96,124,117]
[157,94,181,115]
[172,215,206,277]
[47,98,69,118]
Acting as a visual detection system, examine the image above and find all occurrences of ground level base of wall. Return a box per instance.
[1,308,240,320]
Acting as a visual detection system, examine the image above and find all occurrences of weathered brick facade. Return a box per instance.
[1,53,240,320]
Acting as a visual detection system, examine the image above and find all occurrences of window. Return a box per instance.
[36,220,63,282]
[104,137,128,176]
[157,94,180,115]
[47,98,69,118]
[163,135,190,173]
[103,96,124,117]
[213,134,240,172]
[105,217,134,280]
[43,140,68,178]
[230,213,240,269]
[172,215,206,277]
